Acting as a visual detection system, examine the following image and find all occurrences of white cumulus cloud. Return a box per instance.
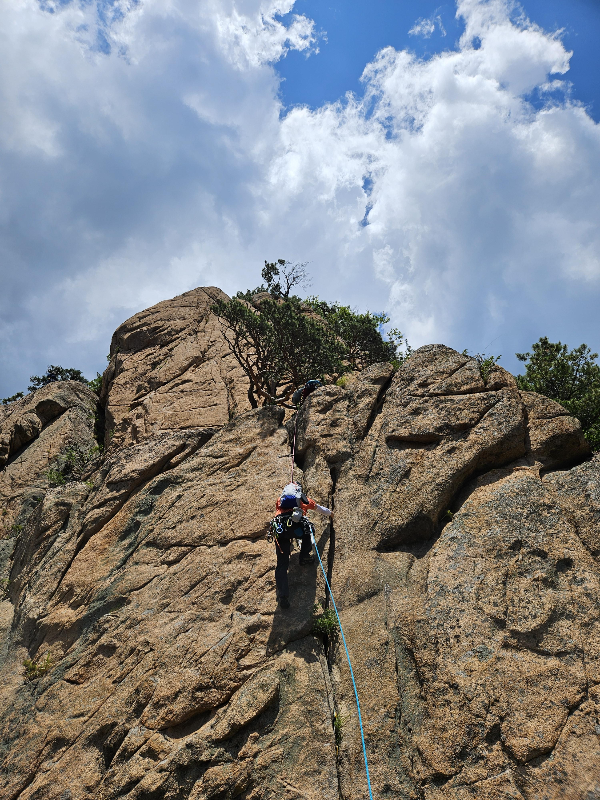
[270,0,600,363]
[0,0,599,395]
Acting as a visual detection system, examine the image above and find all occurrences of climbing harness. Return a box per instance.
[267,513,313,549]
[311,531,374,800]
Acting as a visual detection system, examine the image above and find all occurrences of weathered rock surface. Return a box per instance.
[0,303,598,800]
[0,381,99,531]
[297,345,597,799]
[296,345,589,554]
[101,287,251,450]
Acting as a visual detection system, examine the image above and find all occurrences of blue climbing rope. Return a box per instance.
[310,531,374,800]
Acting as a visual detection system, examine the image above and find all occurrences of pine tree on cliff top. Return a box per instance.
[517,336,600,451]
[212,260,407,408]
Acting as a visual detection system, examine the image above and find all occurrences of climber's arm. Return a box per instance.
[315,504,332,517]
[304,498,332,517]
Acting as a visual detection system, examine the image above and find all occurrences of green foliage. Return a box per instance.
[3,365,104,406]
[389,328,413,368]
[28,365,88,392]
[333,710,347,746]
[23,654,53,682]
[516,337,600,451]
[87,372,103,395]
[462,350,501,384]
[46,444,102,486]
[11,524,23,533]
[215,261,407,407]
[1,391,24,405]
[213,293,347,407]
[312,605,338,638]
[46,469,67,486]
[476,353,501,384]
[26,364,104,396]
[304,299,407,370]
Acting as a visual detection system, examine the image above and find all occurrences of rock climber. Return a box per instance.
[269,482,332,609]
[291,379,323,407]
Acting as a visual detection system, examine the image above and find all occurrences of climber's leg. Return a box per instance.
[299,521,314,565]
[275,534,291,605]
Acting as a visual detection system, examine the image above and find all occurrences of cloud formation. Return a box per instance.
[271,0,600,359]
[409,13,446,38]
[1,0,599,395]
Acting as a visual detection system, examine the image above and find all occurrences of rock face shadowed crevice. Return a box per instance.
[1,296,599,800]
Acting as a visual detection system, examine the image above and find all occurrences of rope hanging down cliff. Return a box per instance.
[311,531,374,800]
[281,379,372,795]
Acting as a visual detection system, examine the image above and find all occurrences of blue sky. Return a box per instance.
[277,1,600,118]
[1,0,600,397]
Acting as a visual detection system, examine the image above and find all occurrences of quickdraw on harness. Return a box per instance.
[266,513,314,552]
[266,515,287,547]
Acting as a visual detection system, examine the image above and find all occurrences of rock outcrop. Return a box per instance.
[101,287,251,450]
[0,381,99,531]
[0,295,598,800]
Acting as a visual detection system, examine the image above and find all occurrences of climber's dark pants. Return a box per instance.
[274,524,312,599]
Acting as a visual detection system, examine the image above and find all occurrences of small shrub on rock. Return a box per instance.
[312,605,338,638]
[23,654,53,681]
[1,392,24,405]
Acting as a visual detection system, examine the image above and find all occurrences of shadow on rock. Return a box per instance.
[266,542,318,656]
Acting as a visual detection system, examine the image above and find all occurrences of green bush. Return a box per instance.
[312,605,338,638]
[46,444,102,487]
[4,364,104,405]
[333,710,347,746]
[1,392,24,405]
[87,372,103,395]
[46,469,66,486]
[516,337,600,451]
[476,354,501,384]
[23,654,53,681]
[462,350,501,384]
[28,365,88,392]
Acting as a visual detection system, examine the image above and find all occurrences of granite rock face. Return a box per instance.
[0,381,99,531]
[0,302,598,800]
[101,287,251,450]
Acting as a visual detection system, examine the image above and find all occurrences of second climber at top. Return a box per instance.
[269,482,332,609]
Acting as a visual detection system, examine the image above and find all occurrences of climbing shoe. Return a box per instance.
[299,556,315,565]
[279,596,291,609]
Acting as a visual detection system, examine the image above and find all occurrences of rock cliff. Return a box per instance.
[0,290,598,800]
